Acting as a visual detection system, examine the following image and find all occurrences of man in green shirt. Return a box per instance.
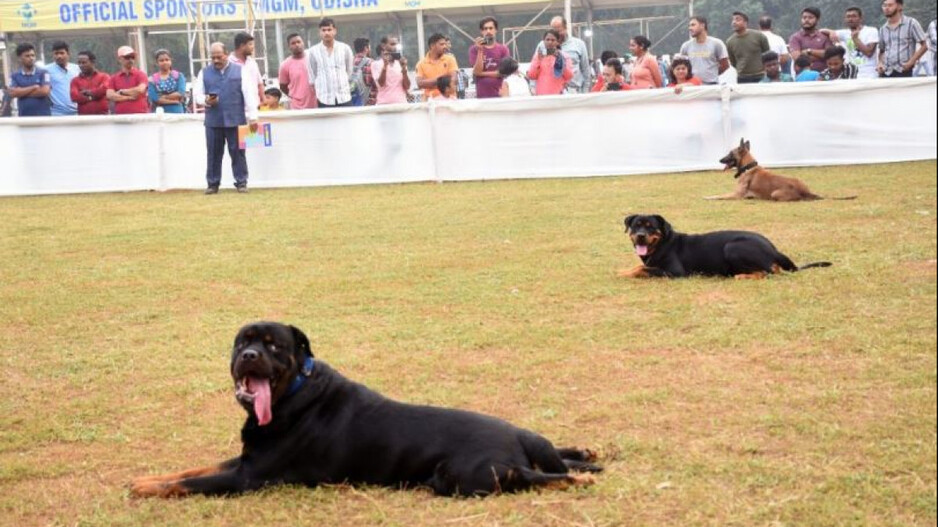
[726,11,771,83]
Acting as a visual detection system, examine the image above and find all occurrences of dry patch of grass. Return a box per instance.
[0,161,934,526]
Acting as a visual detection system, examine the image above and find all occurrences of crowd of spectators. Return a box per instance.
[2,1,936,116]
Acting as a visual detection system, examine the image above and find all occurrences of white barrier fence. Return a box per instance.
[0,78,935,196]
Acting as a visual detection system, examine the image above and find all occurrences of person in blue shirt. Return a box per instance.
[794,54,820,81]
[8,43,52,117]
[148,49,187,113]
[48,41,80,116]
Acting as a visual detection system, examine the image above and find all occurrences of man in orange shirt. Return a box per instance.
[415,34,458,100]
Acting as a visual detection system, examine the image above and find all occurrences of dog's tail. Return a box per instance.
[797,261,833,271]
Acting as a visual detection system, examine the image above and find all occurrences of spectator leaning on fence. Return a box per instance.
[789,7,833,72]
[148,49,186,113]
[877,0,928,78]
[308,18,355,107]
[593,57,629,92]
[70,51,110,115]
[794,54,820,81]
[821,7,879,79]
[193,42,259,195]
[47,41,79,116]
[628,35,663,88]
[726,11,770,83]
[229,32,265,105]
[821,46,859,80]
[679,16,729,85]
[668,56,702,94]
[470,17,510,99]
[416,33,459,100]
[106,46,149,114]
[760,51,792,82]
[9,43,51,117]
[497,57,532,97]
[261,87,282,110]
[278,33,317,110]
[534,16,591,93]
[759,16,791,70]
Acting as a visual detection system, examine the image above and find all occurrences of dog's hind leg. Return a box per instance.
[556,447,598,463]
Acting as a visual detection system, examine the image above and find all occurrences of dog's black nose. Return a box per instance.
[241,349,260,361]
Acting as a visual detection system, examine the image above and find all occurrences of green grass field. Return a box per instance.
[1,161,935,527]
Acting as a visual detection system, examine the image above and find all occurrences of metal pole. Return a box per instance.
[564,0,571,30]
[688,0,694,17]
[136,27,148,73]
[416,10,426,59]
[433,12,475,43]
[275,19,284,68]
[504,2,553,48]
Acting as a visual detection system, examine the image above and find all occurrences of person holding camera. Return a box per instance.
[469,17,510,99]
[372,35,411,105]
[192,42,259,194]
[592,58,629,92]
[527,29,573,95]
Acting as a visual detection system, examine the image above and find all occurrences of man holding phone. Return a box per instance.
[193,42,260,194]
[469,17,510,99]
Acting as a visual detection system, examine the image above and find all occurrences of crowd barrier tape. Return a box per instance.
[0,78,935,197]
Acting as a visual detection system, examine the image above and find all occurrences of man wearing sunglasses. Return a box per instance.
[106,45,148,114]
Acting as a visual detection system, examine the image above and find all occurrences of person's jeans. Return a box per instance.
[317,100,353,108]
[205,126,248,188]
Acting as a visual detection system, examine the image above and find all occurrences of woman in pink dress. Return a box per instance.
[526,30,573,95]
[628,35,663,89]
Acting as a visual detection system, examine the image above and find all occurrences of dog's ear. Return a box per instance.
[624,214,638,231]
[743,139,750,151]
[738,137,746,149]
[652,215,672,237]
[289,325,314,359]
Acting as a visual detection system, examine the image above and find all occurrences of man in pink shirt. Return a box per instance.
[278,33,317,109]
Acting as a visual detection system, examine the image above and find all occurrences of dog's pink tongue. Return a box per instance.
[247,377,272,426]
[635,245,648,256]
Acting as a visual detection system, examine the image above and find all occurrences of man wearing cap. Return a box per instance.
[106,46,149,114]
[789,7,832,72]
[192,42,259,194]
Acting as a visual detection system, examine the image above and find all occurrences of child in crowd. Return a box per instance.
[794,55,819,82]
[432,75,457,100]
[497,57,532,97]
[261,87,283,110]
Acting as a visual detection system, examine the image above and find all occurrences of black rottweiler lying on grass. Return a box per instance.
[618,214,831,279]
[130,322,601,498]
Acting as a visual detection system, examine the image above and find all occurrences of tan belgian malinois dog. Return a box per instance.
[705,139,856,201]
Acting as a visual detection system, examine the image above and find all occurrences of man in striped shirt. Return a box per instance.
[877,0,928,78]
[307,17,354,107]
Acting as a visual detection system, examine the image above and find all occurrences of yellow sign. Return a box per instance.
[1,0,538,32]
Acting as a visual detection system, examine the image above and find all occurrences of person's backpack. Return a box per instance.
[349,57,372,103]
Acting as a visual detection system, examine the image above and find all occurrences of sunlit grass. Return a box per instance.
[0,161,934,526]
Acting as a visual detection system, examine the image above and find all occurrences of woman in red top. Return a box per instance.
[592,58,631,92]
[628,35,663,89]
[667,56,702,94]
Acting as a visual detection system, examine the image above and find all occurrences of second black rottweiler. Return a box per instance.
[618,214,831,279]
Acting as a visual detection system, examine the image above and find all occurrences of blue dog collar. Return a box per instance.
[285,356,314,398]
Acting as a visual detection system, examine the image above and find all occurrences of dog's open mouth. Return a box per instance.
[236,376,274,426]
[634,245,649,256]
